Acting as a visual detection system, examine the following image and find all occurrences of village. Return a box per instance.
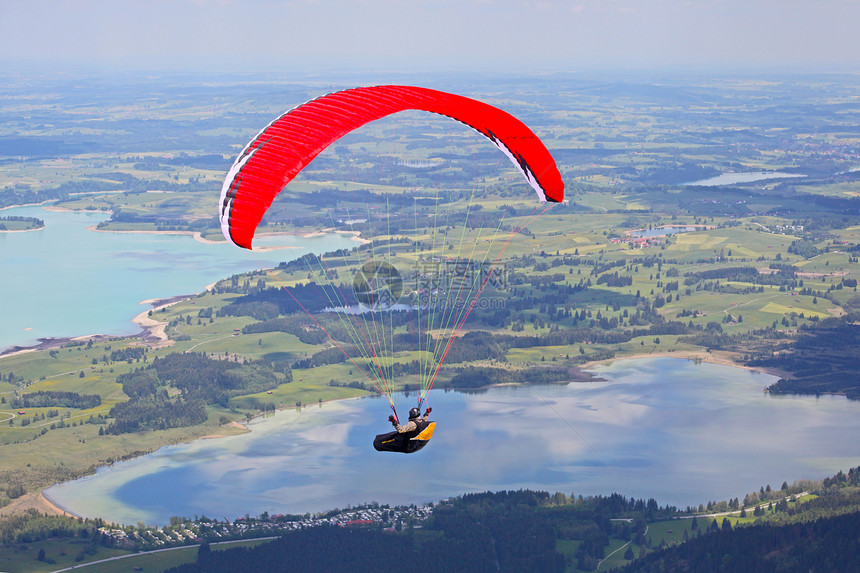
[96,502,436,551]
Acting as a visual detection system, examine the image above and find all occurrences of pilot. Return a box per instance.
[389,407,431,433]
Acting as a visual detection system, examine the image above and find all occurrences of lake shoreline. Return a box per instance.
[0,260,791,523]
[35,351,787,522]
[0,294,196,357]
[0,226,45,234]
[44,356,844,527]
[131,294,199,347]
[0,491,76,519]
[0,333,113,359]
[581,349,792,381]
[43,200,364,249]
[0,202,318,354]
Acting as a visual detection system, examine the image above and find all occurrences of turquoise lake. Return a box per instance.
[0,205,355,352]
[45,357,860,526]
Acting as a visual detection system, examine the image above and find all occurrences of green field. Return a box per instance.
[3,74,860,552]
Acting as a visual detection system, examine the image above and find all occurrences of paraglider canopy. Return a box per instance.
[219,85,564,447]
[220,85,563,250]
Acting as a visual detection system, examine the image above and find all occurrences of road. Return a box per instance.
[594,493,811,570]
[50,536,280,572]
[597,525,648,571]
[678,492,811,519]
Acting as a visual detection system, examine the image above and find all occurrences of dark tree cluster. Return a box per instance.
[105,395,207,434]
[291,345,358,369]
[0,215,44,229]
[8,391,100,410]
[242,316,328,345]
[105,353,287,434]
[755,315,860,399]
[448,365,572,388]
[222,283,357,317]
[618,511,860,573]
[163,489,689,573]
[683,265,801,288]
[166,491,572,573]
[150,353,286,401]
[0,185,65,208]
[109,346,148,363]
[167,524,491,573]
[597,271,634,287]
[0,509,106,545]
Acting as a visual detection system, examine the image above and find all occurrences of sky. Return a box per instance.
[1,0,859,74]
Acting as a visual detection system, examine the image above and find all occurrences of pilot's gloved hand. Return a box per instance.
[425,407,432,416]
[388,415,396,425]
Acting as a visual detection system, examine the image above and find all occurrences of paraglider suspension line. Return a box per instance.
[279,285,396,412]
[425,204,554,393]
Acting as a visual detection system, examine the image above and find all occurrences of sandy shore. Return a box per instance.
[0,294,198,358]
[0,294,193,357]
[0,491,74,518]
[0,226,45,234]
[132,295,197,347]
[37,492,75,517]
[1,200,56,211]
[335,229,371,245]
[200,421,250,439]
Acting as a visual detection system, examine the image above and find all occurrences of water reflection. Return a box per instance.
[45,357,860,525]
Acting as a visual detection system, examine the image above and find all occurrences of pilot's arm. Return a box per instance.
[395,420,418,433]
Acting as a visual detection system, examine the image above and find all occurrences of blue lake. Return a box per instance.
[683,172,805,186]
[45,357,860,526]
[627,225,701,238]
[0,205,355,352]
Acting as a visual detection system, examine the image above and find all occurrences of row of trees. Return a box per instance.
[7,391,100,409]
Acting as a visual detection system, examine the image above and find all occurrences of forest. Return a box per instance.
[155,467,860,573]
[6,391,100,410]
[619,470,860,572]
[754,315,860,399]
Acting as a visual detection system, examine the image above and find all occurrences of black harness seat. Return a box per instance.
[373,420,436,454]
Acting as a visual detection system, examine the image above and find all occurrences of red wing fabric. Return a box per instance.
[220,85,564,249]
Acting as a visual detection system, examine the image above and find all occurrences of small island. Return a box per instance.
[0,215,45,232]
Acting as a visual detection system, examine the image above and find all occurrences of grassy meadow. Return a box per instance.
[3,75,860,571]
